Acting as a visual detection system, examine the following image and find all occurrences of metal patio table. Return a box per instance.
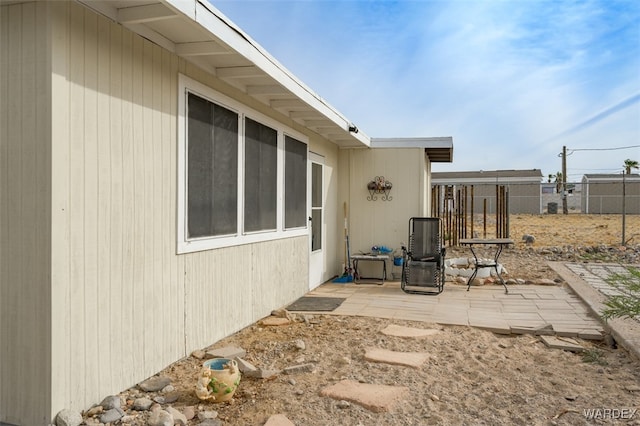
[459,238,514,294]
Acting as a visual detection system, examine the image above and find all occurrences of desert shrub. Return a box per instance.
[600,267,640,321]
[582,348,608,366]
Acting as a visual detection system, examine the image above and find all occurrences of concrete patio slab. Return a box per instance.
[308,278,606,342]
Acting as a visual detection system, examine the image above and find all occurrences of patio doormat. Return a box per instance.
[286,296,346,312]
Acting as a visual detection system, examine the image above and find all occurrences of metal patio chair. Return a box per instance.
[401,217,445,295]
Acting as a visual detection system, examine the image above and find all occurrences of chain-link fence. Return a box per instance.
[433,182,640,215]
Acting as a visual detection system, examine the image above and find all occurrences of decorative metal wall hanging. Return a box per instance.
[367,176,393,201]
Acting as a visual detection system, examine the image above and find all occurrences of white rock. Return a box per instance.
[456,268,474,278]
[55,409,83,426]
[453,257,470,267]
[133,397,153,411]
[148,409,173,426]
[445,267,459,276]
[160,384,175,394]
[198,410,219,420]
[166,407,187,426]
[99,395,121,410]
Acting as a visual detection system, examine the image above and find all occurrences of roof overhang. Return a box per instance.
[370,137,453,163]
[4,0,455,152]
[70,0,370,148]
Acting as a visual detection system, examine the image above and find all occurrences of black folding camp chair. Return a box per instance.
[401,217,445,295]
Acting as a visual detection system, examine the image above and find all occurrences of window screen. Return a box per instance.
[311,162,322,251]
[187,92,238,238]
[244,117,277,232]
[284,136,307,229]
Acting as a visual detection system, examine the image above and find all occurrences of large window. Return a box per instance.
[178,75,309,253]
[244,117,277,232]
[187,93,238,238]
[284,135,307,229]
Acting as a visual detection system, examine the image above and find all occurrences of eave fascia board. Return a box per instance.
[370,137,453,149]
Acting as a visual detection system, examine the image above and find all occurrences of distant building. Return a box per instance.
[432,169,543,214]
[581,174,640,214]
[541,182,582,213]
[541,183,556,194]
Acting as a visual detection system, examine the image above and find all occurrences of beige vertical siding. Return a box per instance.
[0,2,53,425]
[50,0,71,416]
[184,237,309,350]
[340,148,428,261]
[2,2,317,422]
[53,2,188,411]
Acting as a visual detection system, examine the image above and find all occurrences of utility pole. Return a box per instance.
[562,145,568,214]
[622,170,626,246]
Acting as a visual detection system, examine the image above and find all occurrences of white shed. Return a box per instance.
[0,1,453,423]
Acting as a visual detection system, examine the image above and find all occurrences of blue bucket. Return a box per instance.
[394,256,403,266]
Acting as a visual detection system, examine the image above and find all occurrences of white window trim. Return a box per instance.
[177,74,308,254]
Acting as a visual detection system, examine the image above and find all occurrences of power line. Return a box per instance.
[567,167,626,172]
[566,144,640,155]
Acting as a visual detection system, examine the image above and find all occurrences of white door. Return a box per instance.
[309,153,324,289]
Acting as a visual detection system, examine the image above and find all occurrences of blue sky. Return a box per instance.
[212,0,640,181]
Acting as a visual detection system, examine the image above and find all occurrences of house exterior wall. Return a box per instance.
[582,178,640,214]
[0,2,53,424]
[1,2,339,423]
[337,148,429,272]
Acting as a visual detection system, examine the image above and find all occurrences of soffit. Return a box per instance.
[76,0,369,148]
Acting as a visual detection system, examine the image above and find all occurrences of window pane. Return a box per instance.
[312,162,322,208]
[284,136,307,229]
[311,162,322,250]
[244,117,277,232]
[187,92,238,238]
[311,208,321,251]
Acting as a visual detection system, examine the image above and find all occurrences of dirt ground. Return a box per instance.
[446,213,640,285]
[88,215,640,426]
[502,213,639,248]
